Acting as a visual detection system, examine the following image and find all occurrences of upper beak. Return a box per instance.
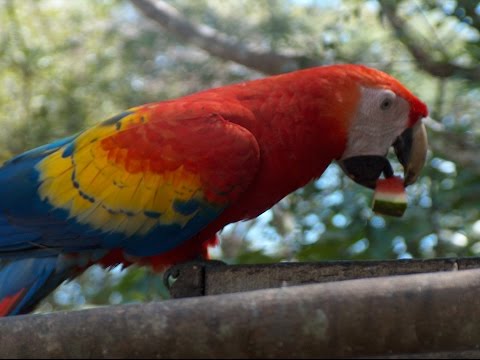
[339,120,428,189]
[393,121,428,186]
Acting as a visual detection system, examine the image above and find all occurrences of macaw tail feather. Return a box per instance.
[0,257,78,316]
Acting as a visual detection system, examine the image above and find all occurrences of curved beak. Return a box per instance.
[393,121,428,186]
[338,120,428,189]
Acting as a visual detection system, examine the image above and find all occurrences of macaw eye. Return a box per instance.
[380,98,393,110]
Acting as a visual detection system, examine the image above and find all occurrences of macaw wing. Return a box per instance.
[0,103,260,257]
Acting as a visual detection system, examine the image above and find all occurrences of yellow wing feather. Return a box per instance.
[36,109,204,236]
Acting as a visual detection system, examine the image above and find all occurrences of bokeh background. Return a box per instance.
[0,0,479,313]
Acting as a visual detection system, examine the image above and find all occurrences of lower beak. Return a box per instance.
[338,121,428,189]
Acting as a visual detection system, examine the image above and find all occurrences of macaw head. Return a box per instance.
[337,65,429,189]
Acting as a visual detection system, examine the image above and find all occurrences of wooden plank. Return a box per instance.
[168,257,480,298]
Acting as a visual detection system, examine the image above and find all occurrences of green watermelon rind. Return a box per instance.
[372,198,407,217]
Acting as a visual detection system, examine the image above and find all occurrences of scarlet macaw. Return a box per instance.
[0,64,428,316]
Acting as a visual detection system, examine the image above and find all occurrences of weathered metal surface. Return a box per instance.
[2,269,480,358]
[167,263,205,298]
[168,257,480,298]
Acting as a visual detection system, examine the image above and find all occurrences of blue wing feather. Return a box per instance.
[0,135,223,258]
[0,257,79,315]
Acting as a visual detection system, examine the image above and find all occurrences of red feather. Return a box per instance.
[0,289,25,317]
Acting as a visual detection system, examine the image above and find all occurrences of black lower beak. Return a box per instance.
[339,155,394,189]
[338,121,428,189]
[393,128,413,170]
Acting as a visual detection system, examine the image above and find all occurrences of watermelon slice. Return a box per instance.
[372,176,407,217]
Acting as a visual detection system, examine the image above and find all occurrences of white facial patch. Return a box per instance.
[340,87,410,160]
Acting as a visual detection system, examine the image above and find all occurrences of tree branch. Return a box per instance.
[130,0,480,174]
[130,0,319,75]
[378,0,480,82]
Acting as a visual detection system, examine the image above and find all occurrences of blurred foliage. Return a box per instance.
[0,0,479,313]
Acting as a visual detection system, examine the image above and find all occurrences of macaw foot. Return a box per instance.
[163,258,227,290]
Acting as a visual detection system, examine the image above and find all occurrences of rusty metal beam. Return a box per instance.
[2,269,480,358]
[168,257,480,298]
